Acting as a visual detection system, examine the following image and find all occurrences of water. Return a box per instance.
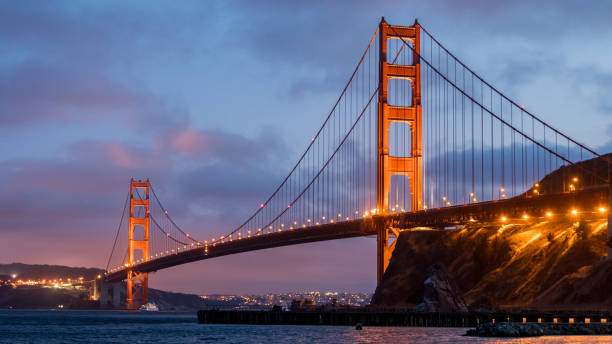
[1,310,611,343]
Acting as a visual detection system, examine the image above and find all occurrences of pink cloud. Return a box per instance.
[170,128,209,154]
[105,142,138,168]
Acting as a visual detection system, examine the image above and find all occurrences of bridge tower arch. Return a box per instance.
[127,179,150,309]
[376,18,422,284]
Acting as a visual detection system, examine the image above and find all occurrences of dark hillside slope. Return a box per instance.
[372,217,609,310]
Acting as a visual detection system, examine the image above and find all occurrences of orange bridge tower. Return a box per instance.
[127,179,150,309]
[376,18,422,284]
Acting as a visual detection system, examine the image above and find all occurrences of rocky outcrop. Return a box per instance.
[415,264,467,312]
[466,322,612,337]
[466,322,544,337]
[371,218,610,311]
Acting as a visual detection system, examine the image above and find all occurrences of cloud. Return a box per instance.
[0,1,218,68]
[157,127,289,165]
[0,62,146,125]
[0,123,291,237]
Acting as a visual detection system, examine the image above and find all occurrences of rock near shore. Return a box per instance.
[466,322,612,337]
[415,264,467,313]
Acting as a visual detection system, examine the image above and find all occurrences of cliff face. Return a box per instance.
[371,217,610,311]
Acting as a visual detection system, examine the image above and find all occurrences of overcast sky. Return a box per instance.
[1,0,611,294]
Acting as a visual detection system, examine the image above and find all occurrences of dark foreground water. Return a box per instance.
[1,310,611,343]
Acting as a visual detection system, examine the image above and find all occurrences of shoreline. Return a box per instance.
[197,309,612,328]
[466,322,612,337]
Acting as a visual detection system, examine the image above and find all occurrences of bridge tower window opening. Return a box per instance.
[132,205,146,219]
[387,78,413,107]
[132,224,145,241]
[388,122,413,158]
[389,175,412,213]
[387,36,414,66]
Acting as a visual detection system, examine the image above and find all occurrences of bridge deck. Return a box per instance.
[104,187,608,283]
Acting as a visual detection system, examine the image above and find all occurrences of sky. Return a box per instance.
[1,0,611,295]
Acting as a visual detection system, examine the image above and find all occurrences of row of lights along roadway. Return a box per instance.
[105,178,600,275]
[499,205,607,223]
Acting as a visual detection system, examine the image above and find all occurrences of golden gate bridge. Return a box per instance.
[96,18,611,309]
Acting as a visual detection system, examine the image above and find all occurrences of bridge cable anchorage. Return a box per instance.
[105,189,129,272]
[389,25,608,185]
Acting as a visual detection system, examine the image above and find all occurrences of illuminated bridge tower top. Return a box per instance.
[376,18,422,284]
[377,17,422,213]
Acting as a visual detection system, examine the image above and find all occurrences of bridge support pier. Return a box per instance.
[376,216,400,284]
[91,279,100,301]
[98,280,122,308]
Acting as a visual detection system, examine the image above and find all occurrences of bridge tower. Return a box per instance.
[376,18,422,284]
[126,179,150,309]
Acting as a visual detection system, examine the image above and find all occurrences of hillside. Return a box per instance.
[0,263,104,281]
[371,217,610,311]
[0,263,210,311]
[525,153,611,196]
[372,153,611,311]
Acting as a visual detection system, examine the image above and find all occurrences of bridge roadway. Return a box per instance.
[104,186,609,283]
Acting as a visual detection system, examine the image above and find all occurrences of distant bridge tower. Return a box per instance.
[376,18,422,284]
[127,179,150,309]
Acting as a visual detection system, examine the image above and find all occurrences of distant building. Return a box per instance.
[290,299,317,311]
